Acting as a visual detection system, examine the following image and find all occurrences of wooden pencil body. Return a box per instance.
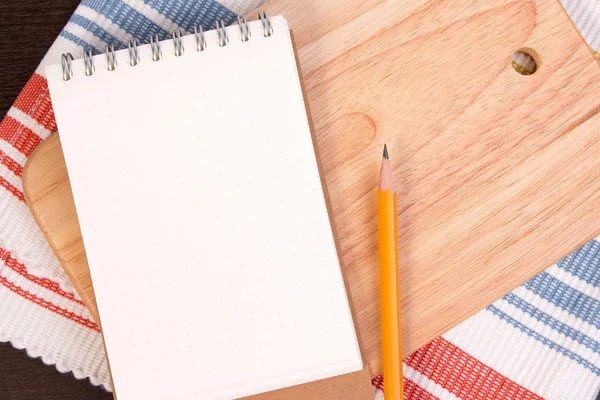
[378,189,403,400]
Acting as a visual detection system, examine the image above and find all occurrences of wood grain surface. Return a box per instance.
[24,0,600,378]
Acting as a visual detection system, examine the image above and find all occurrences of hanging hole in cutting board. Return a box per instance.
[512,48,539,75]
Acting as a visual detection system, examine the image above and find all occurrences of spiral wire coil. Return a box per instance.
[259,11,273,37]
[150,34,162,62]
[216,20,229,47]
[61,53,74,81]
[83,50,95,76]
[172,29,185,56]
[128,39,141,66]
[194,25,206,52]
[106,45,117,71]
[60,12,273,80]
[238,16,251,42]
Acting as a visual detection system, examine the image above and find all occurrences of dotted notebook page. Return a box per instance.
[46,16,362,400]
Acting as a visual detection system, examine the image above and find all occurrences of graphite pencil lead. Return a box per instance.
[383,144,389,159]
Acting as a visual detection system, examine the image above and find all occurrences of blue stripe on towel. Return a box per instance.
[70,14,128,49]
[60,31,94,52]
[502,293,600,354]
[79,0,237,44]
[523,272,600,329]
[486,304,600,376]
[68,0,238,54]
[144,0,237,32]
[557,240,600,288]
[80,0,172,40]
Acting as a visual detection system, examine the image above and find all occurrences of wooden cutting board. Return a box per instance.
[23,0,600,377]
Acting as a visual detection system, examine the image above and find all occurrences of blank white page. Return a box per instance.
[46,16,361,400]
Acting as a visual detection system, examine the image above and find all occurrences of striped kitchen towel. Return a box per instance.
[1,0,600,399]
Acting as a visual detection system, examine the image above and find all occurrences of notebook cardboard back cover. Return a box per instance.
[44,16,369,399]
[243,368,373,399]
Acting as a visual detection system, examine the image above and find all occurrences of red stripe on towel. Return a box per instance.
[0,149,24,177]
[0,275,99,332]
[0,176,25,203]
[404,378,441,400]
[372,374,441,400]
[0,248,85,306]
[12,73,57,132]
[0,116,43,157]
[405,337,544,400]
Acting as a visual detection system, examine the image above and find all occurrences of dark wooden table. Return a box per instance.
[0,0,78,117]
[0,1,112,399]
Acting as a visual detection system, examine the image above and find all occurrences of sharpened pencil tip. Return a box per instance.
[383,144,389,159]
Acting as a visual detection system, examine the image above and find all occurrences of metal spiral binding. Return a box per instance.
[259,11,273,37]
[238,16,251,42]
[194,25,206,51]
[128,39,140,66]
[83,50,95,76]
[106,45,117,71]
[150,34,162,61]
[61,53,74,81]
[216,20,229,47]
[60,12,275,80]
[172,29,185,56]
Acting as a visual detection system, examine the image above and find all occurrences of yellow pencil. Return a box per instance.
[378,144,403,400]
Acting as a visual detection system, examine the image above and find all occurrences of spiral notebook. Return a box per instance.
[45,14,362,400]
